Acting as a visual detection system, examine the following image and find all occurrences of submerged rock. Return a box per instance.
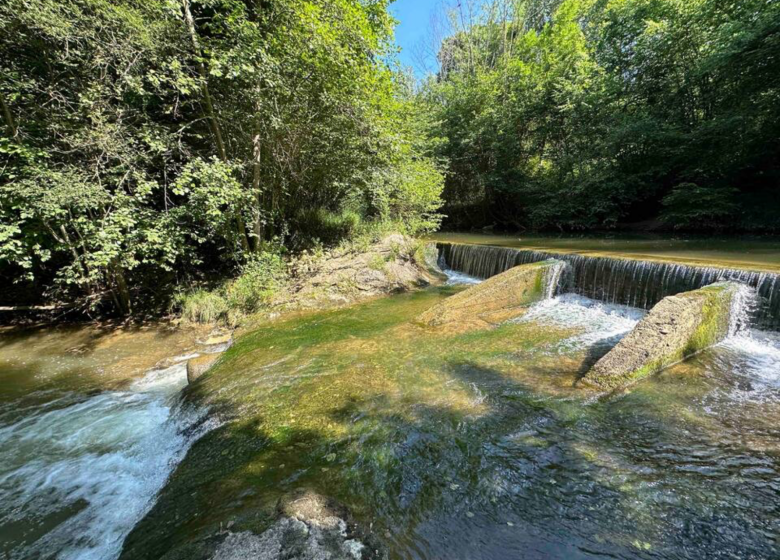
[580,282,745,391]
[210,490,383,560]
[187,354,221,384]
[417,259,565,327]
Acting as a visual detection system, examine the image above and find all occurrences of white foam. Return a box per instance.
[0,361,207,560]
[720,330,780,392]
[443,269,482,286]
[517,294,645,351]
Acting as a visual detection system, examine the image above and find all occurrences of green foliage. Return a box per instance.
[0,0,445,314]
[175,248,287,325]
[427,0,780,231]
[661,183,738,230]
[292,208,362,246]
[224,251,287,315]
[177,289,231,325]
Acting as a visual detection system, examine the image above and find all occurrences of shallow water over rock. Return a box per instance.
[0,325,215,560]
[117,283,780,560]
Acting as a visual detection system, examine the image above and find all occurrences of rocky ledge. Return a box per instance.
[280,234,444,309]
[211,490,384,560]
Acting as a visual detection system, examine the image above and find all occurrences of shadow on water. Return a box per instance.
[119,290,780,560]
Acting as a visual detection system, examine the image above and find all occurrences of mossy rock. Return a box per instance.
[416,260,563,327]
[580,282,743,391]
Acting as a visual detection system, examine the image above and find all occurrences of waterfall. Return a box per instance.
[542,259,569,299]
[437,243,780,330]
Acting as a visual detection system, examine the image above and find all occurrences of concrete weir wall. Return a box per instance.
[418,259,564,327]
[580,282,744,391]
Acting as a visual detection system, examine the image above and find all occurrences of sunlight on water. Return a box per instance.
[0,361,209,560]
[518,294,645,351]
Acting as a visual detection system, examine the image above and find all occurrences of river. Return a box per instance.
[0,325,215,560]
[2,237,780,559]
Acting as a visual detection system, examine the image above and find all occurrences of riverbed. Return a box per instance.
[2,255,780,560]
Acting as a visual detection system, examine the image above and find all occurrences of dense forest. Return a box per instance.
[425,0,780,232]
[0,0,444,314]
[1,0,779,315]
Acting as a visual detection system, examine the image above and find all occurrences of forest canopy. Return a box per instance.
[424,0,780,232]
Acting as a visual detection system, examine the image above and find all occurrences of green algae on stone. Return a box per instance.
[416,260,564,327]
[580,282,743,392]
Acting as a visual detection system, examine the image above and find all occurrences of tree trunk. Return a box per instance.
[181,0,227,162]
[252,130,264,250]
[0,92,17,138]
[111,260,132,315]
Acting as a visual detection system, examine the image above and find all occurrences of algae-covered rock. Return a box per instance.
[417,259,565,327]
[187,354,221,384]
[580,282,745,391]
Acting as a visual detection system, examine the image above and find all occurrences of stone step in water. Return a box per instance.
[417,259,566,327]
[579,282,748,391]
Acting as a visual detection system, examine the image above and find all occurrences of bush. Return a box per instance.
[176,249,288,324]
[661,183,738,229]
[224,251,287,314]
[176,289,230,324]
[293,208,362,246]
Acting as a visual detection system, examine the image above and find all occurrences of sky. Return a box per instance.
[390,0,444,76]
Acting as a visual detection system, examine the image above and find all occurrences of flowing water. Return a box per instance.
[3,255,780,560]
[436,242,780,330]
[120,271,780,560]
[0,325,215,560]
[428,232,780,272]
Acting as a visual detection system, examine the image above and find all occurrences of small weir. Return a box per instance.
[437,242,780,330]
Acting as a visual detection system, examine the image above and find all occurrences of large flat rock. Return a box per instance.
[580,282,744,391]
[417,260,565,327]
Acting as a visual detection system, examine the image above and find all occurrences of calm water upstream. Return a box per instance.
[3,264,780,560]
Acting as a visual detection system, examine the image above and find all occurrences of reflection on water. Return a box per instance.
[121,285,780,560]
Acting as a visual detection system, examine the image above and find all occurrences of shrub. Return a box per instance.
[225,251,287,314]
[293,208,362,246]
[176,249,288,324]
[176,289,230,324]
[661,183,738,229]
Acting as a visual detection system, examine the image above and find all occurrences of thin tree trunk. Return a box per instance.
[181,0,227,161]
[0,92,17,138]
[252,129,264,251]
[44,222,93,295]
[111,259,132,315]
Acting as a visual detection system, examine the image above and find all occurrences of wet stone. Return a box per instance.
[210,490,384,560]
[580,282,745,391]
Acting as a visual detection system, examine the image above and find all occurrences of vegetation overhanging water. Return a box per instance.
[1,0,779,557]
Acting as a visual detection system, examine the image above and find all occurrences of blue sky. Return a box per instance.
[390,0,444,76]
